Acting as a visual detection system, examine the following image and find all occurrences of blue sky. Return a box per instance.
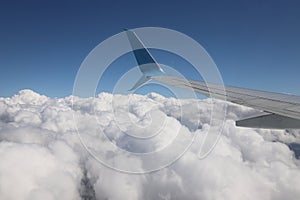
[0,0,300,97]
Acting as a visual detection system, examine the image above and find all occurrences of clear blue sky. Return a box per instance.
[1,0,300,97]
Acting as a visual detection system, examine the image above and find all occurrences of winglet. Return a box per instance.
[124,29,165,91]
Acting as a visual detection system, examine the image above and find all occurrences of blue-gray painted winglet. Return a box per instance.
[124,29,165,90]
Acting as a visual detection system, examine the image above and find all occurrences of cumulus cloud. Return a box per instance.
[0,89,300,200]
[0,141,82,200]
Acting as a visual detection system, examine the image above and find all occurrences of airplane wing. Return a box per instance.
[124,29,300,129]
[152,76,300,129]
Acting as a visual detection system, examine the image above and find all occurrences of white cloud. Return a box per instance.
[0,89,300,200]
[0,141,82,200]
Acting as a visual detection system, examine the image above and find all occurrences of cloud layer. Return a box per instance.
[0,89,300,200]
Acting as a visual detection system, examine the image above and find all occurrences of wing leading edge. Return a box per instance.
[124,29,300,129]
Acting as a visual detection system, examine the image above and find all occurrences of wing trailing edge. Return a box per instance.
[236,113,300,129]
